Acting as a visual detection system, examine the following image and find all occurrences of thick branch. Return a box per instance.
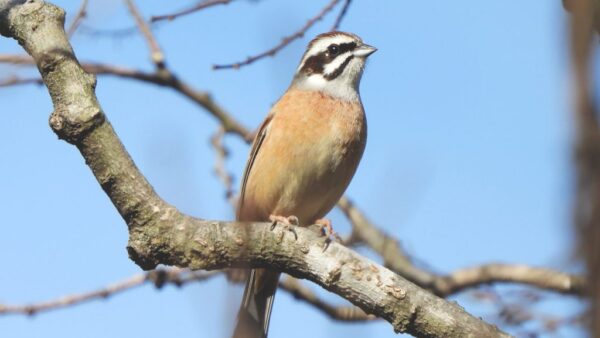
[0,1,510,337]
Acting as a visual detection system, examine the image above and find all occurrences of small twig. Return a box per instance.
[78,24,139,39]
[0,75,43,87]
[210,127,237,206]
[434,264,586,297]
[124,0,165,68]
[279,276,376,322]
[330,0,352,31]
[66,0,89,38]
[0,267,373,323]
[150,0,232,23]
[213,0,341,70]
[473,287,587,336]
[0,53,33,65]
[0,54,252,139]
[0,269,219,316]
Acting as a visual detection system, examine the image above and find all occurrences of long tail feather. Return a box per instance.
[232,269,280,338]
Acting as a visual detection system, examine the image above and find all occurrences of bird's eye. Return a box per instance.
[328,44,339,55]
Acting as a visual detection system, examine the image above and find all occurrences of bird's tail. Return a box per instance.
[232,269,280,338]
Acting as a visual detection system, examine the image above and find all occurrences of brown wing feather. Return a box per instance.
[237,114,273,221]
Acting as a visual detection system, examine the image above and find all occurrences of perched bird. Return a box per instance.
[233,31,376,338]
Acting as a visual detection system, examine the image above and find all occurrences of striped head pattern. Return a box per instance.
[292,32,376,101]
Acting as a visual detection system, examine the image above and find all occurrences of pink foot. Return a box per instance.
[269,214,299,240]
[315,218,342,242]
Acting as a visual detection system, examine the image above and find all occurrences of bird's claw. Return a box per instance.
[269,214,299,241]
[315,218,341,251]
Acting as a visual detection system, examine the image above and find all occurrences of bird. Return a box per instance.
[232,31,376,338]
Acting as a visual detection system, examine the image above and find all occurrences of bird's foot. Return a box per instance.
[269,214,299,241]
[315,218,341,250]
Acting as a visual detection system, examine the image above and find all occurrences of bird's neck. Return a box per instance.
[291,74,361,102]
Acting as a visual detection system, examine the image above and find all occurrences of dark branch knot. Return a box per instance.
[49,106,105,143]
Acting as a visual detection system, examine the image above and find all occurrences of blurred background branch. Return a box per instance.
[565,0,600,336]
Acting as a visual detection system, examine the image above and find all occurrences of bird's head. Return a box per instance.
[293,32,376,101]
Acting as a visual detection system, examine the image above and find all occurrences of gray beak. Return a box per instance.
[353,43,377,57]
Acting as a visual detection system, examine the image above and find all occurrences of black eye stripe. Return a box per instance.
[299,41,357,75]
[300,53,326,75]
[334,42,357,55]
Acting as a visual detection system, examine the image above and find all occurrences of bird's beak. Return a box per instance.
[354,43,377,57]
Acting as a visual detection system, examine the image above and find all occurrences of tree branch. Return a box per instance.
[0,269,218,316]
[65,0,87,37]
[150,0,232,23]
[211,126,237,205]
[212,0,341,70]
[338,197,586,297]
[124,0,165,68]
[0,54,252,139]
[434,264,585,297]
[330,0,352,31]
[0,1,510,336]
[0,267,374,323]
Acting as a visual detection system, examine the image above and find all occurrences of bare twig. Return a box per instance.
[78,24,139,38]
[83,63,250,137]
[0,54,251,138]
[330,0,352,31]
[435,264,585,297]
[474,287,587,336]
[0,75,42,87]
[0,53,33,65]
[0,267,374,323]
[213,0,341,70]
[0,269,219,316]
[150,0,232,23]
[210,127,237,206]
[66,0,88,37]
[124,0,165,68]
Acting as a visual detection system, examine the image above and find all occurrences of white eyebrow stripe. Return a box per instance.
[298,35,359,69]
[308,35,356,55]
[323,51,352,75]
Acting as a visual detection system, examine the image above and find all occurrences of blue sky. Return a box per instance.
[0,1,587,337]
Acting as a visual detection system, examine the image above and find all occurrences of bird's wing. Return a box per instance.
[237,114,273,220]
